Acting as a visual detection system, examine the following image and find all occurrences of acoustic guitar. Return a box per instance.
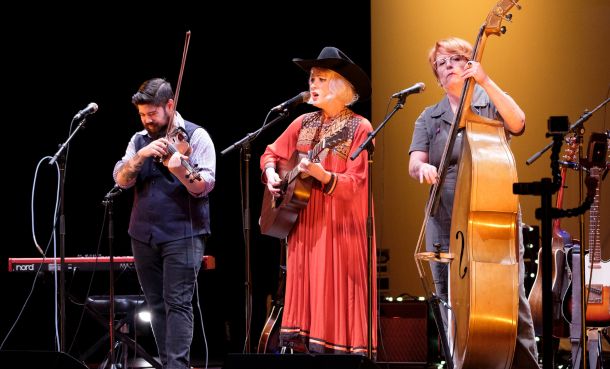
[259,125,349,238]
[257,239,287,353]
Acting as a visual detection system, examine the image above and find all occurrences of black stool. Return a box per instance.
[82,295,161,369]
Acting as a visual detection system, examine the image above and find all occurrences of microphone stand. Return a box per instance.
[524,99,609,369]
[102,185,122,368]
[350,94,408,360]
[221,110,291,353]
[514,132,564,369]
[48,116,91,352]
[514,129,596,369]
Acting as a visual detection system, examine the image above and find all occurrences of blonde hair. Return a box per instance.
[310,67,358,106]
[428,37,473,80]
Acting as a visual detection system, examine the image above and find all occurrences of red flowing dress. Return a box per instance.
[260,108,377,355]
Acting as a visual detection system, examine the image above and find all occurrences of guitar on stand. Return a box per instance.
[528,135,578,338]
[582,132,610,328]
[584,176,610,322]
[257,239,287,353]
[562,131,609,369]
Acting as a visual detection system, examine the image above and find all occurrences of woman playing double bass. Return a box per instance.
[408,37,539,368]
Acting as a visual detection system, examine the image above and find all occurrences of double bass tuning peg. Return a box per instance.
[510,1,522,11]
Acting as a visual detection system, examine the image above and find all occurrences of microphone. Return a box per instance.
[103,184,123,200]
[391,82,426,98]
[73,102,99,121]
[271,91,310,112]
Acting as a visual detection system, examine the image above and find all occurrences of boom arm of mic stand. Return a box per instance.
[49,117,90,165]
[526,97,610,166]
[350,98,406,161]
[221,111,290,156]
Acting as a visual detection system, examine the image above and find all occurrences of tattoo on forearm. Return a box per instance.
[121,155,144,181]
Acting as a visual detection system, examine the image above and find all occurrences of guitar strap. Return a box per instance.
[309,109,353,162]
[310,120,324,163]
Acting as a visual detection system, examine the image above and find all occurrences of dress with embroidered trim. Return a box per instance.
[260,109,377,355]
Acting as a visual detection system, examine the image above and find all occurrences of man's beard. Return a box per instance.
[146,123,169,139]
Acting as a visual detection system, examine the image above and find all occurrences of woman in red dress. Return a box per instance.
[260,46,376,355]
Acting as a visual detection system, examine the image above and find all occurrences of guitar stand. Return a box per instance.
[568,248,608,369]
[572,327,607,369]
[280,346,294,354]
[81,295,161,369]
[585,328,605,369]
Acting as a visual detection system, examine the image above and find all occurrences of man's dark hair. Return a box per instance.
[132,78,174,106]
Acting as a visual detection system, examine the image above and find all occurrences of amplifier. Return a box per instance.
[377,301,433,365]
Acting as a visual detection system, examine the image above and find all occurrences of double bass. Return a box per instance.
[447,2,523,368]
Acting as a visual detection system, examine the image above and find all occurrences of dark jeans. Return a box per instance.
[131,236,205,369]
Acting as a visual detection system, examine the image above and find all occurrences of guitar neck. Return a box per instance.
[589,168,601,267]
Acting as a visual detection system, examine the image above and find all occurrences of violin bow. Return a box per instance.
[168,30,191,134]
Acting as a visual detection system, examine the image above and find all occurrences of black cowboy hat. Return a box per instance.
[293,46,371,101]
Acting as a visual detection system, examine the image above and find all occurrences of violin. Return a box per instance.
[159,126,202,182]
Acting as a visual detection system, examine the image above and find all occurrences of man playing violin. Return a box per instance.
[113,78,216,369]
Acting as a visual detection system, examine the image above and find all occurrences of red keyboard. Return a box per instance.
[8,255,215,272]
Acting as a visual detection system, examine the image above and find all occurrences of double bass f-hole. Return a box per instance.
[456,231,468,279]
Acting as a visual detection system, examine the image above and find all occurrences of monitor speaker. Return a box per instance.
[222,353,380,369]
[0,350,89,369]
